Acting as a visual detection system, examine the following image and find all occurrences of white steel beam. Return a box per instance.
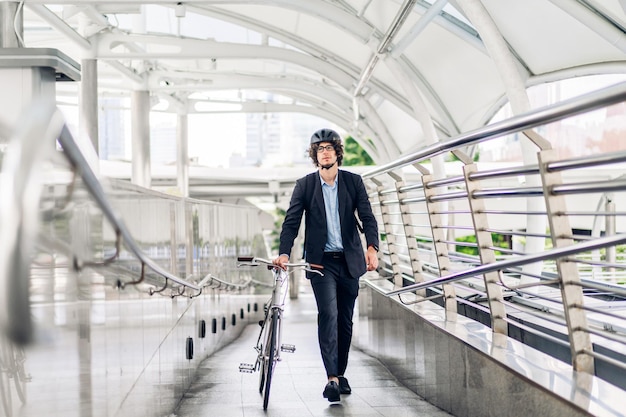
[91,32,355,88]
[26,3,91,50]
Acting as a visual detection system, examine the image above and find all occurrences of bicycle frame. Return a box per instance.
[256,267,289,368]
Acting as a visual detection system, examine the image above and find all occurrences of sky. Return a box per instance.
[186,113,247,167]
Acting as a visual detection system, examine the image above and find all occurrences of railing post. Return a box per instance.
[390,170,428,295]
[371,176,403,287]
[185,202,194,278]
[170,201,178,276]
[538,149,594,374]
[462,161,508,334]
[365,179,383,268]
[605,195,616,273]
[420,167,457,313]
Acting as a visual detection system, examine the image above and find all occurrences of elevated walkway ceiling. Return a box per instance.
[12,0,626,164]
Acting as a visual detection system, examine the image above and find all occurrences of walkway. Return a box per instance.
[174,287,454,417]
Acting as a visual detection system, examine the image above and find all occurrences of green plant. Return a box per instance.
[270,208,286,252]
[455,233,509,256]
[343,136,374,166]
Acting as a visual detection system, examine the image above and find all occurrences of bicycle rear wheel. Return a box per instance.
[262,311,279,410]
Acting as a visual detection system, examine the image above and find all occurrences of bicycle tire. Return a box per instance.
[12,347,27,403]
[262,311,279,410]
[12,373,25,405]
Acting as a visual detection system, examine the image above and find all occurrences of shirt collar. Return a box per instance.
[319,171,338,186]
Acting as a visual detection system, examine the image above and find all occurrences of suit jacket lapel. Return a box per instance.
[312,172,325,220]
[337,170,349,224]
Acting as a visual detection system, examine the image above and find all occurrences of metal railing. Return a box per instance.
[363,81,626,381]
[0,102,264,345]
[57,122,202,292]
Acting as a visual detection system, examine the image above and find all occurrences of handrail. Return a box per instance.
[197,273,252,292]
[363,81,626,178]
[1,102,202,345]
[383,232,626,297]
[56,124,200,291]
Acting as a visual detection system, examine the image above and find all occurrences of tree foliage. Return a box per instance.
[270,208,286,253]
[343,136,374,166]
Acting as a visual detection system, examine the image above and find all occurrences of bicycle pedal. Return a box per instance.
[239,363,255,373]
[280,344,296,353]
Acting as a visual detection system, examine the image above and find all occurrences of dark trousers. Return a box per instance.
[310,252,359,377]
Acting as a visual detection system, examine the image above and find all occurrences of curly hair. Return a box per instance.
[309,140,344,167]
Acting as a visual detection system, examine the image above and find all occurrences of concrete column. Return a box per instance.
[176,113,189,197]
[0,1,22,48]
[0,65,56,130]
[80,59,99,155]
[131,90,151,188]
[0,2,53,130]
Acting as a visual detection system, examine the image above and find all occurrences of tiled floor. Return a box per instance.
[174,289,453,417]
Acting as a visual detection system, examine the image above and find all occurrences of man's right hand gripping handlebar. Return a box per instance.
[272,254,290,270]
[272,255,323,275]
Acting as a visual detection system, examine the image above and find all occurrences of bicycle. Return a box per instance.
[237,256,322,410]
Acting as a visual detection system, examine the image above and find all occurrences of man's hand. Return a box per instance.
[272,254,289,270]
[366,247,378,271]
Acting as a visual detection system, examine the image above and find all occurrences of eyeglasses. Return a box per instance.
[316,145,335,153]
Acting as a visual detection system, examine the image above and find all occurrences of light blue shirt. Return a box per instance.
[320,173,343,252]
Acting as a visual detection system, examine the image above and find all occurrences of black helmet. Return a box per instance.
[308,128,344,167]
[310,128,341,145]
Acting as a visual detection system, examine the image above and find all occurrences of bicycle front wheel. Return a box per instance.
[262,311,279,410]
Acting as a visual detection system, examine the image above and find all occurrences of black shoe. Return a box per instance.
[322,381,341,402]
[338,376,351,394]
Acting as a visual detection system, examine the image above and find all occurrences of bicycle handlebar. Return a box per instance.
[237,257,324,276]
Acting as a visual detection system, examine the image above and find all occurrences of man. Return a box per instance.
[273,128,379,403]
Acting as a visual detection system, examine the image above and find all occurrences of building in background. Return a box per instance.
[479,76,626,162]
[244,111,336,168]
[150,115,177,166]
[98,97,127,161]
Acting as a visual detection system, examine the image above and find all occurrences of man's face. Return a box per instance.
[316,142,335,166]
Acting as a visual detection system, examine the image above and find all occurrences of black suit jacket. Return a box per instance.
[279,169,379,279]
